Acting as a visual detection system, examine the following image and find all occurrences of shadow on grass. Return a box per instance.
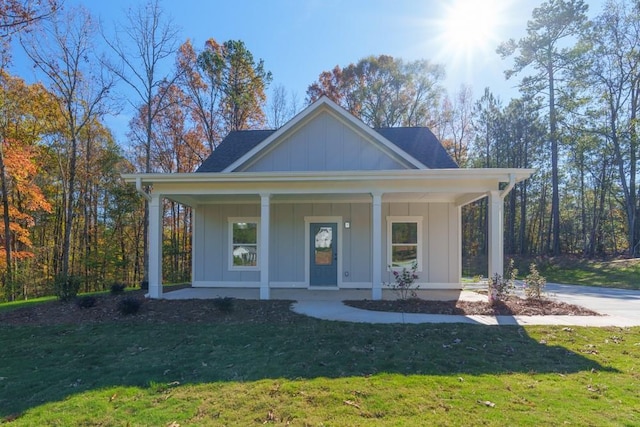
[0,313,619,417]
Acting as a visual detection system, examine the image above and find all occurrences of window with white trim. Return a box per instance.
[229,217,259,270]
[387,216,422,270]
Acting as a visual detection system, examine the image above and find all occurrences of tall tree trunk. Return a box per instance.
[61,126,77,279]
[519,137,529,255]
[548,53,560,256]
[579,150,587,255]
[629,81,638,256]
[142,97,152,286]
[0,144,13,300]
[507,188,516,254]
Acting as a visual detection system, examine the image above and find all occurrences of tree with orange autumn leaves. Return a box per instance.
[21,5,115,283]
[0,70,57,299]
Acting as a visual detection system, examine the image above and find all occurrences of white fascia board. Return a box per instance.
[221,96,426,172]
[122,168,535,186]
[121,169,535,202]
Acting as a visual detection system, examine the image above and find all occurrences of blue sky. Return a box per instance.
[9,0,605,145]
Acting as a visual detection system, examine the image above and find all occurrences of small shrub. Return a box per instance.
[54,275,81,302]
[110,282,126,295]
[118,297,142,315]
[488,259,517,304]
[386,262,419,300]
[523,263,546,300]
[213,297,235,313]
[76,295,97,309]
[140,280,149,291]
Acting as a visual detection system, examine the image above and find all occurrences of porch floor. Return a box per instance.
[163,287,484,302]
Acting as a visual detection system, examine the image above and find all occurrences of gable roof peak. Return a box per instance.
[196,97,458,173]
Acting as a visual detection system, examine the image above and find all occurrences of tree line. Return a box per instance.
[0,0,637,300]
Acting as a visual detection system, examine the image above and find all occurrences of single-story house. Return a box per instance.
[123,96,533,300]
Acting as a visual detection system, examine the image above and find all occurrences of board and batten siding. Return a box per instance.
[381,202,460,287]
[193,201,459,288]
[239,111,409,172]
[193,204,261,286]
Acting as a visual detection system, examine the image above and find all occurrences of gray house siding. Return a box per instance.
[193,204,261,285]
[193,201,459,288]
[379,202,460,287]
[239,112,410,172]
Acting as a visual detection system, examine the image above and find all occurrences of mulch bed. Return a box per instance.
[0,292,601,327]
[0,291,299,326]
[345,297,601,316]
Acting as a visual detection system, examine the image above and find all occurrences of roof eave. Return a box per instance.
[122,168,535,185]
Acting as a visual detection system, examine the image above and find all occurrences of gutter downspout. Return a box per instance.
[135,177,152,202]
[499,173,516,200]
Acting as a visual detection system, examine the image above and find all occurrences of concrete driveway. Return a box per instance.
[545,283,640,320]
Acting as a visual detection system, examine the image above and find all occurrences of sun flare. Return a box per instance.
[440,0,506,57]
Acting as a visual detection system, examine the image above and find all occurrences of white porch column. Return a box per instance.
[260,193,270,300]
[371,192,383,300]
[148,193,163,299]
[488,190,504,279]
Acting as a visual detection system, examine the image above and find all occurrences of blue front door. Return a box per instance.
[310,223,338,286]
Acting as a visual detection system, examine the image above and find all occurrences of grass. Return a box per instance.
[464,255,640,290]
[535,257,640,290]
[0,283,157,313]
[0,295,56,313]
[1,316,639,425]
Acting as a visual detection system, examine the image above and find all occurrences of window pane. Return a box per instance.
[391,245,417,267]
[392,222,417,244]
[314,226,333,265]
[233,245,257,266]
[233,222,257,244]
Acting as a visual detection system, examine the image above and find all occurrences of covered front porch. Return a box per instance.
[124,168,533,300]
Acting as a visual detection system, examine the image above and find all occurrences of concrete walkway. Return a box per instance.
[292,284,640,327]
[164,284,640,327]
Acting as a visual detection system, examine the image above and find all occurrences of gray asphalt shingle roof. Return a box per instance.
[195,127,457,172]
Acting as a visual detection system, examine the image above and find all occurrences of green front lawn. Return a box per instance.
[1,314,639,425]
[0,296,56,313]
[537,257,640,289]
[464,255,640,290]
